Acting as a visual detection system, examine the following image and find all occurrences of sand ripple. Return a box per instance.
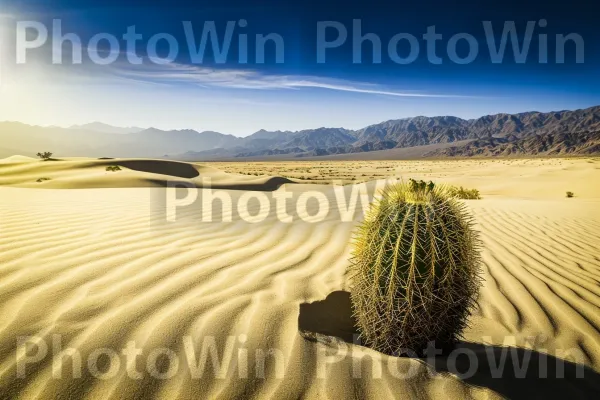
[1,187,599,399]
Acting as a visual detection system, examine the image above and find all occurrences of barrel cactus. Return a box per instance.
[348,179,482,356]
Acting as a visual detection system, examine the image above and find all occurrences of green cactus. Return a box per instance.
[348,181,482,356]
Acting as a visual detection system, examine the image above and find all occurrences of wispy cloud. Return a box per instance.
[112,62,469,98]
[11,38,473,98]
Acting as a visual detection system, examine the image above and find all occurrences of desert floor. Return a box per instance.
[1,156,600,399]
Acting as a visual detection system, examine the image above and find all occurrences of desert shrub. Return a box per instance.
[36,177,51,182]
[106,165,121,172]
[566,191,574,198]
[447,185,481,200]
[348,181,482,355]
[36,152,53,161]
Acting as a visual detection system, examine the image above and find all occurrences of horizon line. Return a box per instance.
[0,103,598,138]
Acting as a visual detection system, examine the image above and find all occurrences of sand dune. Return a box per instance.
[0,158,599,399]
[0,157,292,190]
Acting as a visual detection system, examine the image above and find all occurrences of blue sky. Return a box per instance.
[1,0,599,135]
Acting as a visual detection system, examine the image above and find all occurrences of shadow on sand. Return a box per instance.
[298,290,600,399]
[114,159,200,178]
[101,159,292,190]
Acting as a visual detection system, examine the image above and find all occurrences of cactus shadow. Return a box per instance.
[298,290,358,343]
[298,290,600,399]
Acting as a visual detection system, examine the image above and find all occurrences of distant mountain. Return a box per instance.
[422,107,600,157]
[354,116,471,147]
[237,106,600,159]
[425,130,600,157]
[130,128,241,154]
[70,122,145,135]
[280,127,355,148]
[185,106,600,159]
[2,106,600,160]
[244,129,296,141]
[175,127,356,159]
[0,123,241,158]
[234,129,297,151]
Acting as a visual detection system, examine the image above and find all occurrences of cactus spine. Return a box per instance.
[348,180,482,355]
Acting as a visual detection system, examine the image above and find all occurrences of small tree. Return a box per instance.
[36,152,53,161]
[566,191,574,198]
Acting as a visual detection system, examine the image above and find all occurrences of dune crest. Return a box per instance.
[0,157,293,190]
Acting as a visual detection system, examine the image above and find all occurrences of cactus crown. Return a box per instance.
[348,180,482,355]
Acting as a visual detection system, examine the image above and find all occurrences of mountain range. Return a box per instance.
[69,122,145,135]
[1,106,599,160]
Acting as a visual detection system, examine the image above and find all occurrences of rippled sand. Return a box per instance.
[1,157,599,399]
